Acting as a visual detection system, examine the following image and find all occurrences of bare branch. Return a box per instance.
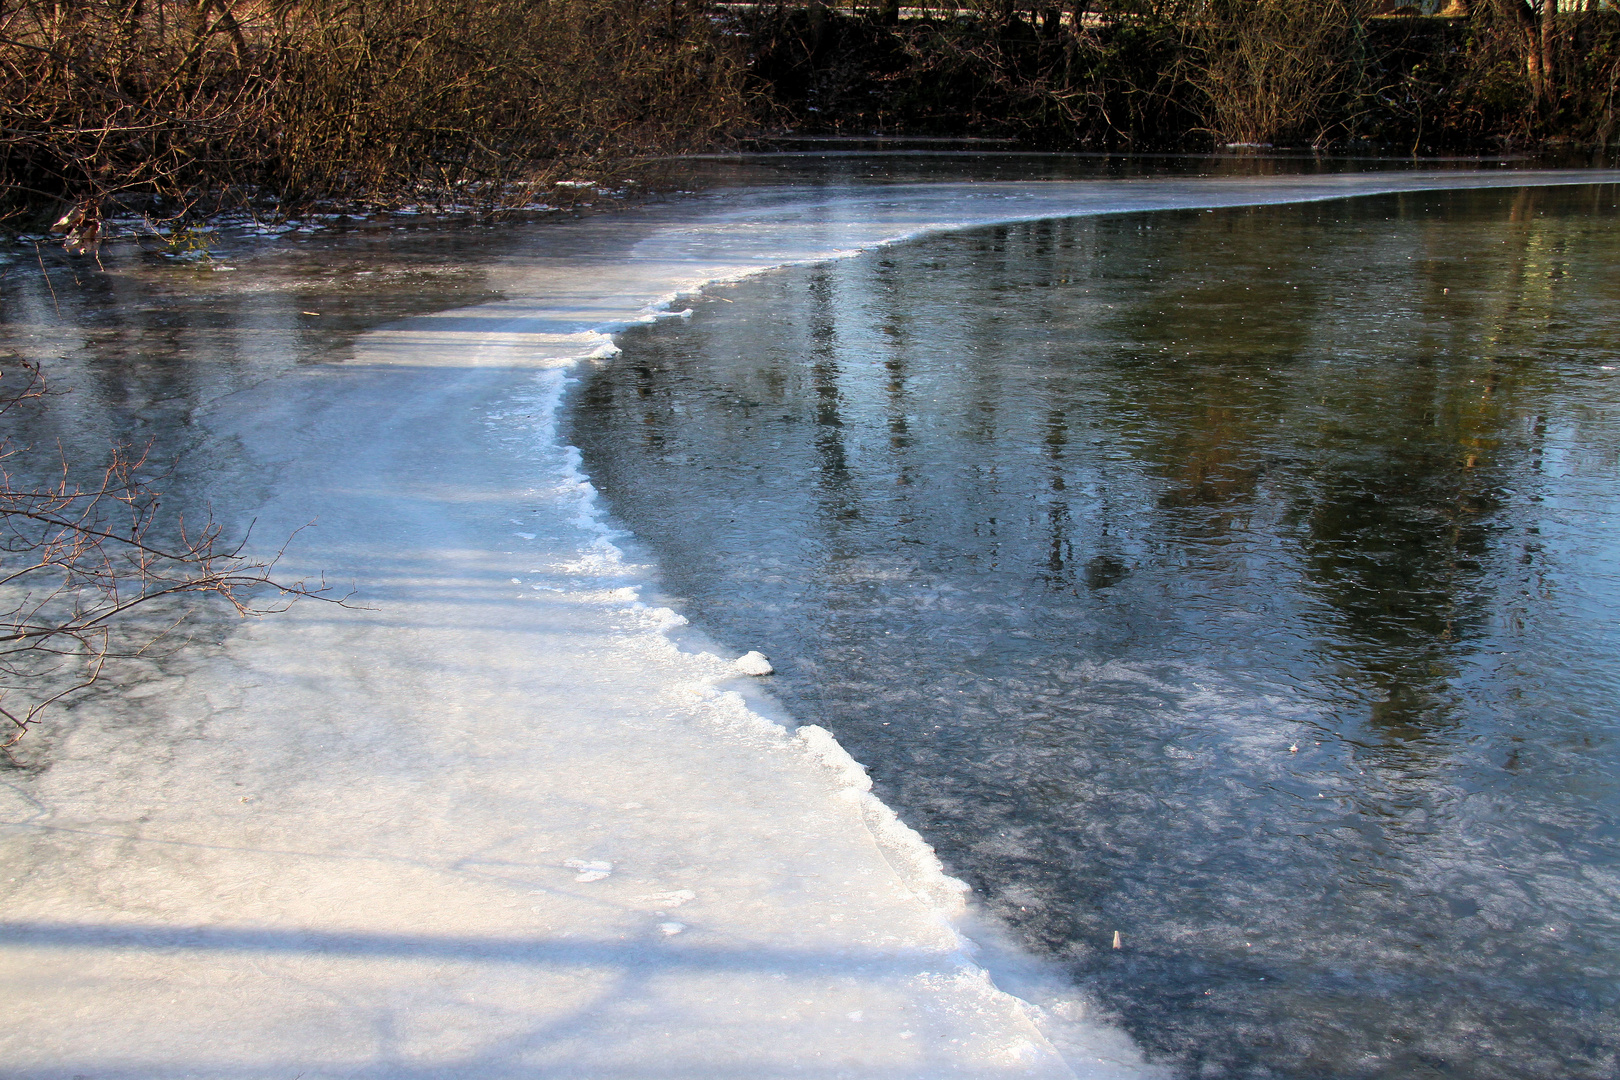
[0,353,343,747]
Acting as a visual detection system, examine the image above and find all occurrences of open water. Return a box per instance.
[569,183,1620,1079]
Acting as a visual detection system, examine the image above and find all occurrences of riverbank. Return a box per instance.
[2,168,1617,1077]
[6,0,1619,241]
[743,6,1620,154]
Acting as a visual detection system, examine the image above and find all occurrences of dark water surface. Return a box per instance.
[569,185,1620,1079]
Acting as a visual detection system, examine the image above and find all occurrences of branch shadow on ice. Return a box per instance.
[2,919,957,973]
[0,920,1074,1080]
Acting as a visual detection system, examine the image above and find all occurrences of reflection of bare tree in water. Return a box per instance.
[1089,207,1317,521]
[1292,186,1590,748]
[1082,197,1590,750]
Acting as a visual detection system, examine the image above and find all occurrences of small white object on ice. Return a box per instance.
[658,922,685,936]
[514,532,536,540]
[563,859,613,883]
[734,651,774,676]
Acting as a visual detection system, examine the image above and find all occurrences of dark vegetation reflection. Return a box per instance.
[569,185,1620,1080]
[0,221,541,523]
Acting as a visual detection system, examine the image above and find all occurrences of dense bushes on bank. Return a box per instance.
[2,0,1616,232]
[742,1,1620,153]
[0,0,749,229]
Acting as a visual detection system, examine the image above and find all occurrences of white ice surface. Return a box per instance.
[3,169,1617,1080]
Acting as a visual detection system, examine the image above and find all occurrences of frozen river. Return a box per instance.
[2,158,1617,1078]
[570,181,1620,1078]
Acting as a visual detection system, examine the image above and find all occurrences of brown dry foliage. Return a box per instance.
[0,0,753,226]
[1188,0,1378,146]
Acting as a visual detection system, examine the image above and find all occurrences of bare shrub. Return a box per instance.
[740,0,1201,147]
[0,356,335,748]
[0,0,753,228]
[1186,0,1375,146]
[915,0,1199,145]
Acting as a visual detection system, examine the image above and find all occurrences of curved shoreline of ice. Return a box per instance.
[2,169,1617,1079]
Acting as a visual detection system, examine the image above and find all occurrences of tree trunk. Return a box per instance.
[1493,0,1546,101]
[1540,0,1557,102]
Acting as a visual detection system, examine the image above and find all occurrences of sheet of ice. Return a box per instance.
[2,168,1617,1079]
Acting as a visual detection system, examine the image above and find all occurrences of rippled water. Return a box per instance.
[569,184,1620,1079]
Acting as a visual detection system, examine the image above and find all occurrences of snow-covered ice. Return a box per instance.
[3,168,1617,1079]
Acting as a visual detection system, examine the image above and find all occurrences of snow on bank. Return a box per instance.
[2,169,1616,1080]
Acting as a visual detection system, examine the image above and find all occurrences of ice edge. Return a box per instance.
[496,167,1620,1077]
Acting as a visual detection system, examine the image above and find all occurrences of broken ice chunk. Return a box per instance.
[563,858,613,883]
[734,651,774,676]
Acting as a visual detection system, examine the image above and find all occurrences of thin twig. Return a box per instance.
[32,242,60,318]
